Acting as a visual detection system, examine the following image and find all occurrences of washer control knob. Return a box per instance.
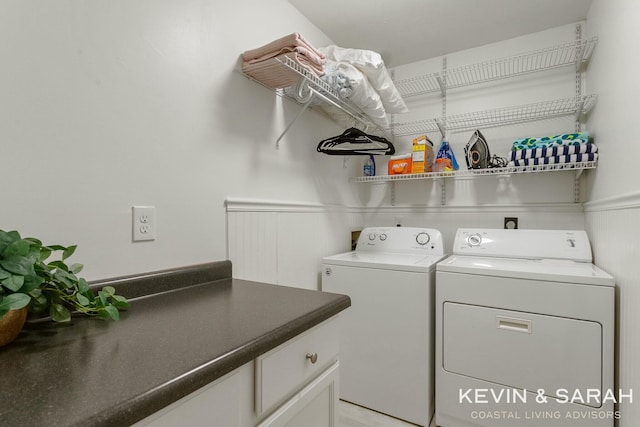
[467,234,482,246]
[416,232,430,245]
[368,233,376,240]
[379,233,387,241]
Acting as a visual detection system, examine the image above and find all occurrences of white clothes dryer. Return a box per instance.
[322,226,446,426]
[435,228,615,427]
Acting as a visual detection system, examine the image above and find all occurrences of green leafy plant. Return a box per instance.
[0,229,129,322]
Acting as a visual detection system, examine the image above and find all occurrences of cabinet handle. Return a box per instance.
[306,352,318,364]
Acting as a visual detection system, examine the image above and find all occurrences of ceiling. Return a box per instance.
[289,0,593,67]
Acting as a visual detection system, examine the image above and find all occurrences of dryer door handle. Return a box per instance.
[496,316,532,334]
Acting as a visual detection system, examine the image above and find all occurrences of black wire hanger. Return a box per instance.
[317,128,395,156]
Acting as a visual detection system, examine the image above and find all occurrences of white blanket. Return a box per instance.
[320,45,408,114]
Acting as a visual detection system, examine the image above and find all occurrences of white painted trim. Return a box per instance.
[361,203,585,214]
[224,198,359,213]
[584,191,640,212]
[225,198,585,214]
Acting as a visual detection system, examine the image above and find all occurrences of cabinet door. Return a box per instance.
[257,361,339,427]
[134,367,243,427]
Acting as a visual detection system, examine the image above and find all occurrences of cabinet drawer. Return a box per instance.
[255,316,340,416]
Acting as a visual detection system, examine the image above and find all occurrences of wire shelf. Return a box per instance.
[390,95,596,137]
[389,118,441,136]
[276,56,381,130]
[394,72,441,98]
[395,37,598,98]
[447,95,597,132]
[350,161,597,183]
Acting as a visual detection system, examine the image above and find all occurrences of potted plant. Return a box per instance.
[0,229,129,346]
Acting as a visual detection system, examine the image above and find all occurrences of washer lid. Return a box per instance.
[322,251,444,272]
[437,255,615,286]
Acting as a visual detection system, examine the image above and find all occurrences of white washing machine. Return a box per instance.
[322,226,446,426]
[435,228,615,427]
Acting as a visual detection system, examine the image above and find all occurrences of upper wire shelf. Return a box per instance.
[390,95,597,137]
[394,37,598,98]
[350,161,597,183]
[276,56,374,125]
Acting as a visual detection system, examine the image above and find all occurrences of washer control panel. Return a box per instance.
[356,227,443,255]
[466,233,482,247]
[416,232,430,245]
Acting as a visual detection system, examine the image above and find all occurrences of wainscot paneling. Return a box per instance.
[585,192,640,426]
[225,198,363,290]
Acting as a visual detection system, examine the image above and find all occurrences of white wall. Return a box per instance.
[584,1,640,425]
[0,0,360,280]
[584,0,640,202]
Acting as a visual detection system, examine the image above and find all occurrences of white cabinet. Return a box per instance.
[135,316,341,427]
[133,367,245,427]
[256,361,339,427]
[255,316,340,416]
[255,316,340,427]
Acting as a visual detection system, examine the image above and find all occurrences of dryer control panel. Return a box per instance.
[453,228,592,262]
[356,227,444,255]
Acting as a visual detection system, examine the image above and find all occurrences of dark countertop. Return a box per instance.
[0,261,351,426]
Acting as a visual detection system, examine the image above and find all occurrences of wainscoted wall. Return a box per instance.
[585,193,640,425]
[585,2,640,425]
[226,198,586,287]
[225,199,363,290]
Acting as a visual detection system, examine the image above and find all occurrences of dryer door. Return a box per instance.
[443,302,602,407]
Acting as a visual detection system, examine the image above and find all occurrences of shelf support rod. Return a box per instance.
[575,23,583,132]
[574,98,585,122]
[276,95,314,149]
[390,182,396,206]
[436,178,447,205]
[441,56,448,136]
[435,119,446,138]
[435,75,446,97]
[574,169,585,203]
[276,80,390,147]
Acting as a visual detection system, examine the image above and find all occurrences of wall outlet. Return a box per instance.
[504,217,519,229]
[133,206,156,241]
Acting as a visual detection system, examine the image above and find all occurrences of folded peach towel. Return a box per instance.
[244,45,325,69]
[242,52,324,89]
[242,32,325,63]
[241,33,326,89]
